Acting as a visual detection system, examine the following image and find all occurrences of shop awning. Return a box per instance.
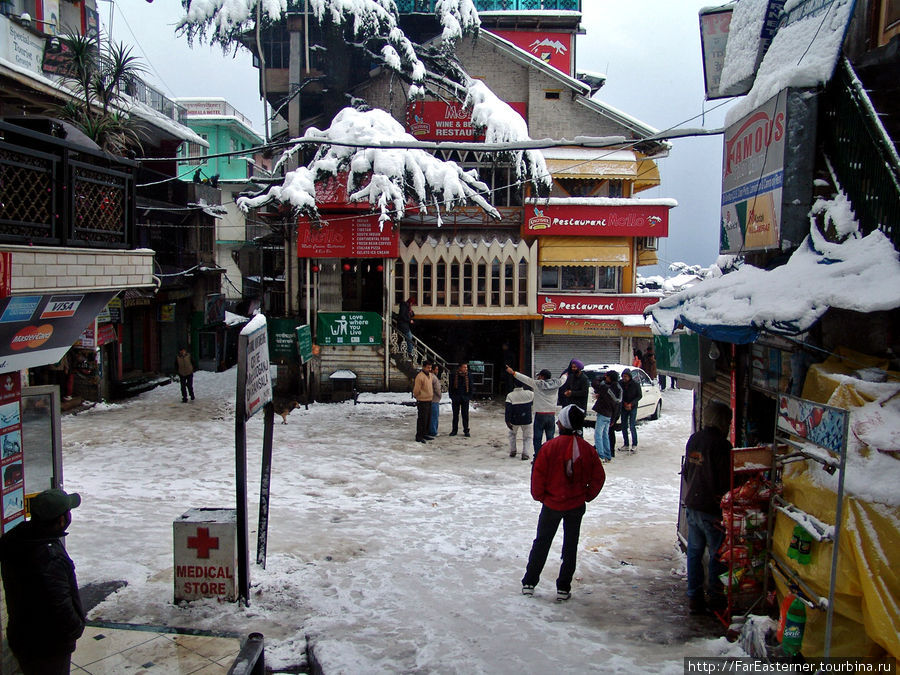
[634,158,661,193]
[637,248,659,267]
[539,237,630,267]
[542,149,637,180]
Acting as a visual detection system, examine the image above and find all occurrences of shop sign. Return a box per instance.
[105,298,123,323]
[317,312,382,346]
[543,317,622,337]
[297,215,398,258]
[0,292,116,374]
[490,30,572,75]
[173,508,238,603]
[721,92,786,253]
[653,333,701,380]
[406,101,527,142]
[96,323,117,347]
[699,6,733,99]
[0,252,10,299]
[296,325,313,364]
[523,203,670,237]
[0,372,25,533]
[2,17,45,76]
[538,294,660,317]
[159,303,176,323]
[74,321,96,349]
[182,100,227,116]
[267,318,301,365]
[776,394,847,456]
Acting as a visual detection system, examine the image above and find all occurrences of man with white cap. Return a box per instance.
[521,405,605,601]
[0,488,86,674]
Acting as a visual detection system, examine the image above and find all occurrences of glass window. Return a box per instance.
[504,259,514,306]
[597,266,618,291]
[518,260,528,306]
[560,266,594,290]
[422,261,432,306]
[491,257,501,306]
[541,266,559,289]
[462,261,473,306]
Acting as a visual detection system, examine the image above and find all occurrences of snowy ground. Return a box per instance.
[62,369,743,673]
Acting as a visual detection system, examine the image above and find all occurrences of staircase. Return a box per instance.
[388,319,450,388]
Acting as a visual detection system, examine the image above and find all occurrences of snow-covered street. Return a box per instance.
[63,369,740,673]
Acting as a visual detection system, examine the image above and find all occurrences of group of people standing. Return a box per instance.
[413,360,475,442]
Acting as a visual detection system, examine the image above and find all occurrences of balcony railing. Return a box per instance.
[395,0,580,11]
[821,58,900,249]
[0,120,135,248]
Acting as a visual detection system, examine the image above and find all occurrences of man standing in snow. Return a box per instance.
[176,346,196,402]
[429,364,442,437]
[506,365,565,459]
[557,359,590,411]
[620,368,642,451]
[521,405,605,601]
[413,360,434,443]
[505,384,534,460]
[448,362,473,437]
[681,400,733,614]
[0,489,86,674]
[591,370,621,462]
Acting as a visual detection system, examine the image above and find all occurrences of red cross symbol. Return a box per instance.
[187,527,219,559]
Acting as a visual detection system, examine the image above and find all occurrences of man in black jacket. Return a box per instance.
[557,359,589,411]
[448,362,473,437]
[397,296,416,358]
[0,488,86,674]
[682,400,733,614]
[619,368,642,451]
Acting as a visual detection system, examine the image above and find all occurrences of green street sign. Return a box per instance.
[296,324,313,364]
[268,318,302,365]
[654,333,700,379]
[317,312,382,346]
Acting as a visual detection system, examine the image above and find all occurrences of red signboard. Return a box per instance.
[297,215,398,259]
[538,294,661,317]
[523,203,671,237]
[406,101,527,142]
[0,252,10,298]
[491,30,573,75]
[0,371,25,533]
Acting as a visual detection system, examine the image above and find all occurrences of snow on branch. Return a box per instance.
[238,107,500,226]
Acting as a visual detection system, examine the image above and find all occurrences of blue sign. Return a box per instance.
[0,296,41,323]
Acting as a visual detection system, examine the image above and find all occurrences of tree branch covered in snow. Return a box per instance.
[180,0,549,223]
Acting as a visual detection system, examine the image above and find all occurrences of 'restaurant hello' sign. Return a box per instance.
[523,203,671,237]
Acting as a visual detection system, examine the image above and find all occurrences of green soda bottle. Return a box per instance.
[781,596,806,655]
[787,525,800,560]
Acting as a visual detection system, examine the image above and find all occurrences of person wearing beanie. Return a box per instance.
[591,370,622,462]
[0,488,86,674]
[505,365,565,458]
[557,359,590,411]
[521,405,606,602]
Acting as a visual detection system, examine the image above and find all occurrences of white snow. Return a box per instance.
[718,0,770,95]
[647,192,900,338]
[725,0,855,125]
[527,197,679,207]
[61,374,744,672]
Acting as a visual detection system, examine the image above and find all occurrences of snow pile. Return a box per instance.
[718,0,770,95]
[648,192,900,339]
[725,0,855,124]
[239,107,499,226]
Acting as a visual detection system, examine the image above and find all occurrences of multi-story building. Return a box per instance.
[244,1,675,396]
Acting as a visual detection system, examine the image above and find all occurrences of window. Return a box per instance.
[545,91,561,100]
[422,261,433,305]
[540,266,620,292]
[394,258,405,305]
[182,136,208,166]
[518,260,528,305]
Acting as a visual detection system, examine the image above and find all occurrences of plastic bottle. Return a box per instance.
[797,527,812,565]
[777,593,796,642]
[787,525,800,560]
[781,596,806,655]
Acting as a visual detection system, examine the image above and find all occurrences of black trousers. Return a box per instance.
[416,401,432,440]
[522,503,586,593]
[450,398,469,433]
[15,650,72,675]
[180,373,195,401]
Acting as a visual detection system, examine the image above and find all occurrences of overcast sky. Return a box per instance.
[104,0,733,273]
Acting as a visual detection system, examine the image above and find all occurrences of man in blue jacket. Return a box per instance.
[0,489,86,674]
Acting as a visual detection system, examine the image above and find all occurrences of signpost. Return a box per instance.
[235,316,273,602]
[316,312,382,346]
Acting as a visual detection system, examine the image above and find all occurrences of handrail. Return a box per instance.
[388,318,450,388]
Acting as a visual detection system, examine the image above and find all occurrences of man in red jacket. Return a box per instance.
[521,405,606,601]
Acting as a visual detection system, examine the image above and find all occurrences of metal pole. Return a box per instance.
[235,408,250,605]
[823,413,850,658]
[256,1,270,143]
[256,401,275,568]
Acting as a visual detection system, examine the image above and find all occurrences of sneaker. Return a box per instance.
[522,585,535,596]
[621,444,630,451]
[424,435,435,440]
[449,431,457,437]
[556,590,571,602]
[521,454,530,461]
[631,444,638,452]
[509,450,517,457]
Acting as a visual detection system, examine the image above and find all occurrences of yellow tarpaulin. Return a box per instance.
[538,237,630,267]
[772,347,900,658]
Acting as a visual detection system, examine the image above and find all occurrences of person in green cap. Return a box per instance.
[0,488,86,674]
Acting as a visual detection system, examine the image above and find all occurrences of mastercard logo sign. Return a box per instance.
[10,324,54,350]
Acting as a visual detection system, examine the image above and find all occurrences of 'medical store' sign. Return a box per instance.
[523,203,671,237]
[538,294,661,317]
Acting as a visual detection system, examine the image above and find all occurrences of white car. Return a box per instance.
[582,364,663,426]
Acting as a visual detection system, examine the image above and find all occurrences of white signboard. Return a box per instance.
[173,508,237,603]
[237,315,272,421]
[2,17,46,76]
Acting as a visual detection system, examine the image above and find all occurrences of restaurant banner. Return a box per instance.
[0,292,117,374]
[490,30,573,75]
[406,101,527,142]
[297,215,398,259]
[543,317,623,337]
[523,203,671,237]
[538,294,661,317]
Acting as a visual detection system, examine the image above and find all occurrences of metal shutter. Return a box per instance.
[533,335,621,375]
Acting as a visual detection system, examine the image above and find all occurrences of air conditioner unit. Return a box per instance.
[640,237,658,251]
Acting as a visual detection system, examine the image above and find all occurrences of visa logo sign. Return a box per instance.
[40,295,84,319]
